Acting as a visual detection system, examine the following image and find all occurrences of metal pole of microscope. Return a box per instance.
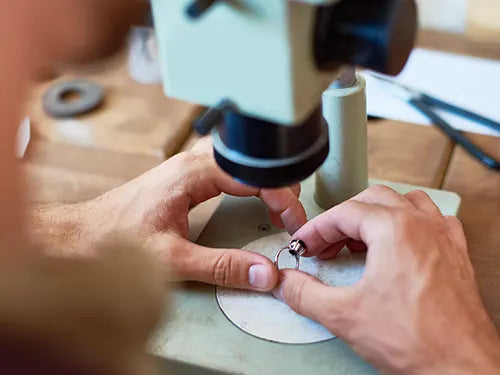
[315,66,369,209]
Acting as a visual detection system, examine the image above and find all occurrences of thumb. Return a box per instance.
[273,269,356,334]
[147,233,279,292]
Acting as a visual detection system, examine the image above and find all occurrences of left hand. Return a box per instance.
[81,139,307,292]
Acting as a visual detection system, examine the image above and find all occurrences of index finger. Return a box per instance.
[293,200,386,257]
[180,153,307,234]
[258,188,307,235]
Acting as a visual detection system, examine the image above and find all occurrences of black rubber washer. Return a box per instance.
[42,79,105,118]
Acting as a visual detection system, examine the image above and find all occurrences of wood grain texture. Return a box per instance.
[24,140,161,204]
[419,29,500,331]
[25,52,202,159]
[442,133,500,329]
[418,29,500,60]
[467,0,500,41]
[367,120,453,188]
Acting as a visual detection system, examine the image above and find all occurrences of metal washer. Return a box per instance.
[42,79,105,118]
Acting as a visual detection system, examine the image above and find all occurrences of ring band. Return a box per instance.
[274,239,307,271]
[274,246,301,270]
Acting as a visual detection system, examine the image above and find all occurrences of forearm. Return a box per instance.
[28,186,137,256]
[29,202,95,255]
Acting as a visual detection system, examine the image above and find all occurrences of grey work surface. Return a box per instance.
[152,177,461,374]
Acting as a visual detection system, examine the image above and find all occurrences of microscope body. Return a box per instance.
[152,0,417,194]
[151,0,340,125]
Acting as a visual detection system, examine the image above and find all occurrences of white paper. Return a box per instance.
[16,117,31,159]
[366,48,500,137]
[217,232,365,344]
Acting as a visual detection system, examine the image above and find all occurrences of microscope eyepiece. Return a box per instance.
[315,0,418,76]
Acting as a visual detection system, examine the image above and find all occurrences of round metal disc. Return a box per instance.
[216,232,366,344]
[42,79,105,118]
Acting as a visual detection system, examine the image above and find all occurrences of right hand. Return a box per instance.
[273,185,500,375]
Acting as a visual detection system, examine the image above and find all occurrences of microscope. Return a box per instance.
[149,1,460,373]
[152,0,416,193]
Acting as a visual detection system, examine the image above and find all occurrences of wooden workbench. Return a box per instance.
[24,31,500,330]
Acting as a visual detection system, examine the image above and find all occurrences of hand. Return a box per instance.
[273,185,500,374]
[55,139,307,292]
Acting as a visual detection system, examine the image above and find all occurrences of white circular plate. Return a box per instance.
[216,232,365,344]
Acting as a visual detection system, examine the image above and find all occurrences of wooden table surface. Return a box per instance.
[24,31,500,330]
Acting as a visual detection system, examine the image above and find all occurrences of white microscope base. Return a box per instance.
[152,177,460,375]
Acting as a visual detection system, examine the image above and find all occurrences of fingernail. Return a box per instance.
[248,265,271,289]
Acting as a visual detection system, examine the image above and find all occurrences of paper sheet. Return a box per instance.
[365,48,500,137]
[16,117,31,159]
[217,232,365,344]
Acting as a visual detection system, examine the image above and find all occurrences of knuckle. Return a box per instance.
[286,278,307,313]
[434,217,450,237]
[212,253,233,286]
[368,184,397,196]
[408,189,431,202]
[390,210,418,235]
[444,215,464,230]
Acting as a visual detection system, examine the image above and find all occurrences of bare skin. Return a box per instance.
[0,1,188,373]
[274,185,500,374]
[30,139,307,291]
